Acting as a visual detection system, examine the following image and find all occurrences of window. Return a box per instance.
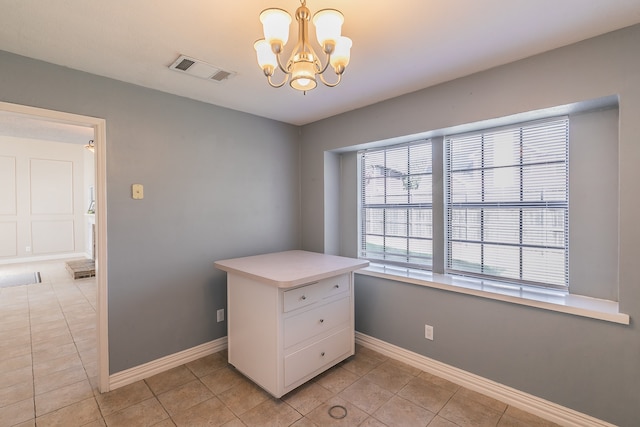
[446,118,569,288]
[359,117,569,290]
[360,141,433,268]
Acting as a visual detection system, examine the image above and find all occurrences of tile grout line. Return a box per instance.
[6,262,550,427]
[143,377,173,424]
[56,274,105,426]
[27,267,100,426]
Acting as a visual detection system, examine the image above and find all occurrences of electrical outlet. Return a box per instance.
[216,309,224,322]
[425,324,434,341]
[25,246,31,252]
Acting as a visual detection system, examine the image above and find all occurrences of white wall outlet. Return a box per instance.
[216,309,225,322]
[25,246,31,252]
[425,324,434,341]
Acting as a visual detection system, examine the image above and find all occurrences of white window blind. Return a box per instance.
[360,141,433,268]
[445,118,569,288]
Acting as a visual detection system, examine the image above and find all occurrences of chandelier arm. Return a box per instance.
[318,72,342,88]
[317,52,332,75]
[275,52,291,75]
[266,73,289,88]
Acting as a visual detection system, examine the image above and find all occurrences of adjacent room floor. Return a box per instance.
[0,260,559,426]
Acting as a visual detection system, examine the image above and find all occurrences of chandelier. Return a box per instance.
[254,0,352,92]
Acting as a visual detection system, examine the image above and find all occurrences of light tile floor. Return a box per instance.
[0,260,561,427]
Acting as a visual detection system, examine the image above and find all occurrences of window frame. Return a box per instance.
[444,117,570,290]
[359,139,434,270]
[358,117,570,291]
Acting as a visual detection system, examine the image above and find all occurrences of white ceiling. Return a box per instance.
[1,0,640,127]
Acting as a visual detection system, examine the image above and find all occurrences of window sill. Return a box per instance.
[356,264,630,325]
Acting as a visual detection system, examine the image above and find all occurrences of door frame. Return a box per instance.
[0,101,110,392]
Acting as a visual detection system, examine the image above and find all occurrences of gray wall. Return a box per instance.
[300,25,640,426]
[569,108,620,300]
[0,50,301,373]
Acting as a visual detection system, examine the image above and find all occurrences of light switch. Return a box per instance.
[132,184,144,200]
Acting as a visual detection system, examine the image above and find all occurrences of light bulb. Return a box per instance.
[290,60,317,91]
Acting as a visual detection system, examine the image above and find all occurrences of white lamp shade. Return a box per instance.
[260,8,292,46]
[312,9,344,47]
[330,36,352,69]
[290,61,317,91]
[254,39,277,69]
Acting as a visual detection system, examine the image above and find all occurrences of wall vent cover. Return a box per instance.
[169,55,236,82]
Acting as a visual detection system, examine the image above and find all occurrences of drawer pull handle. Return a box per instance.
[334,285,340,289]
[321,352,325,357]
[300,295,307,301]
[319,319,324,323]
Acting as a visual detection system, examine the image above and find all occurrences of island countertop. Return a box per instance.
[214,250,369,288]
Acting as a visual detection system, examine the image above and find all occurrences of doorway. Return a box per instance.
[0,101,109,392]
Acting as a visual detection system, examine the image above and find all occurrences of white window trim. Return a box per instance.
[357,263,629,325]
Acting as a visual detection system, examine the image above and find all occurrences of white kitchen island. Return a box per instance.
[214,250,369,398]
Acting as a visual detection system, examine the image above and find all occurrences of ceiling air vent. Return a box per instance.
[169,55,236,83]
[211,70,232,82]
[174,58,195,71]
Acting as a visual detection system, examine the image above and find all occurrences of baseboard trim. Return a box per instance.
[0,252,87,265]
[108,337,228,391]
[107,333,614,426]
[355,332,614,427]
